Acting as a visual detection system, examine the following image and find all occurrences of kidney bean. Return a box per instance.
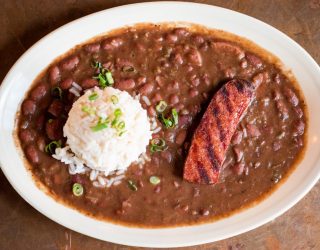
[139,83,154,95]
[274,73,281,84]
[19,129,35,143]
[232,162,245,175]
[165,131,175,143]
[61,56,79,71]
[35,115,45,130]
[169,94,179,105]
[240,59,248,69]
[22,99,36,115]
[60,78,73,90]
[223,68,236,78]
[171,53,183,65]
[30,84,48,101]
[246,53,263,68]
[165,33,178,43]
[175,103,184,112]
[273,141,281,151]
[37,137,46,152]
[283,87,299,107]
[161,151,172,163]
[246,124,261,137]
[231,130,243,145]
[45,119,63,140]
[276,100,289,120]
[252,73,264,87]
[179,115,192,128]
[48,100,64,117]
[152,93,163,103]
[102,38,123,50]
[136,76,147,86]
[176,130,187,145]
[213,41,245,60]
[116,79,135,90]
[147,106,157,117]
[173,28,189,37]
[116,58,134,69]
[233,146,244,162]
[294,107,303,118]
[154,185,161,193]
[49,66,60,85]
[26,145,39,164]
[293,120,305,136]
[81,78,98,89]
[191,77,201,87]
[187,48,202,66]
[84,43,100,53]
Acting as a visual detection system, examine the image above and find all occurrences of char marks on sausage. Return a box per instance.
[183,79,261,184]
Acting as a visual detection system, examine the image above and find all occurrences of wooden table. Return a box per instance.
[0,1,319,249]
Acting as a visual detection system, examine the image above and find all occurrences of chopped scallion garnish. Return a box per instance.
[82,106,95,115]
[150,138,167,153]
[157,107,179,128]
[156,101,167,113]
[128,180,138,191]
[88,92,98,101]
[91,60,114,88]
[117,121,125,130]
[72,183,84,196]
[114,108,122,117]
[111,95,119,104]
[149,176,161,185]
[105,71,114,85]
[91,122,108,132]
[45,140,61,154]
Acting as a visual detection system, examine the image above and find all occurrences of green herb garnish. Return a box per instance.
[88,92,98,101]
[72,183,84,196]
[156,100,167,113]
[117,121,125,130]
[45,140,61,154]
[158,108,179,128]
[128,180,138,191]
[92,60,114,88]
[51,87,63,99]
[149,176,161,185]
[150,138,167,153]
[111,95,118,104]
[114,108,122,117]
[82,106,95,115]
[91,121,108,132]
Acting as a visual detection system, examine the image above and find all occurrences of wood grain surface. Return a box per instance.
[0,1,319,249]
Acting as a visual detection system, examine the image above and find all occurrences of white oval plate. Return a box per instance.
[0,2,320,248]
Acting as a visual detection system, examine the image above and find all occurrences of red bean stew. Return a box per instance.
[17,24,307,227]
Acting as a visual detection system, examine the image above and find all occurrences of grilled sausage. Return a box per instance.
[183,79,261,184]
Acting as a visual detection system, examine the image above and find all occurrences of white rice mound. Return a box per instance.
[61,86,152,174]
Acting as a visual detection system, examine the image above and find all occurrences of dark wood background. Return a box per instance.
[0,1,319,249]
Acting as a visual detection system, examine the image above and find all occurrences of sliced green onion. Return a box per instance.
[111,95,118,104]
[51,87,63,99]
[81,106,95,115]
[158,108,179,128]
[128,180,138,191]
[114,108,122,117]
[105,71,114,85]
[150,138,167,153]
[45,140,61,154]
[117,121,125,130]
[72,183,84,196]
[118,130,127,136]
[91,122,108,132]
[156,101,167,113]
[149,176,161,185]
[172,108,178,126]
[88,92,98,101]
